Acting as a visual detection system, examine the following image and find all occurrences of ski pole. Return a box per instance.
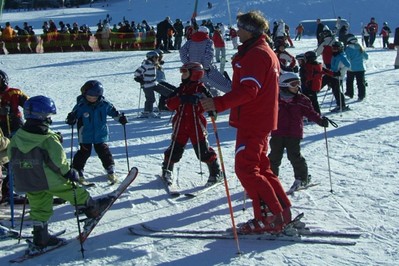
[165,105,185,173]
[69,124,85,258]
[122,113,130,171]
[17,195,28,244]
[137,85,143,117]
[323,117,338,193]
[8,166,15,228]
[210,116,242,255]
[192,105,203,176]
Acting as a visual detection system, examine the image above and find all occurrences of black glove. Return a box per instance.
[134,76,144,85]
[0,105,10,115]
[333,71,341,77]
[65,112,76,125]
[63,169,79,183]
[180,95,200,104]
[321,116,329,127]
[208,111,217,119]
[118,114,128,125]
[55,132,63,143]
[292,65,299,73]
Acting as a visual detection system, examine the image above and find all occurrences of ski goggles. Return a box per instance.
[280,80,301,88]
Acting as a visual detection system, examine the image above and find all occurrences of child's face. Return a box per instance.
[180,68,190,80]
[86,95,98,103]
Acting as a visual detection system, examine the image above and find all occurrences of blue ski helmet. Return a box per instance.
[23,95,57,120]
[81,80,104,97]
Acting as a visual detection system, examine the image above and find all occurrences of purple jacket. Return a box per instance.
[272,92,323,139]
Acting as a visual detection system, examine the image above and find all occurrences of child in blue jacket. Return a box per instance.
[66,80,127,184]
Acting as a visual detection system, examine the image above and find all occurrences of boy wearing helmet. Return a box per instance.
[268,73,329,194]
[134,51,174,118]
[322,41,351,112]
[65,80,128,184]
[8,96,114,249]
[161,62,222,188]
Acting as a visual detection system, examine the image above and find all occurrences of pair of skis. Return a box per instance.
[128,213,361,246]
[9,167,139,263]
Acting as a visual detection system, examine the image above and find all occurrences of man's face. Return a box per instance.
[237,27,252,43]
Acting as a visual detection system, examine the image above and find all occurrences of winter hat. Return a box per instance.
[198,26,209,34]
[346,36,358,44]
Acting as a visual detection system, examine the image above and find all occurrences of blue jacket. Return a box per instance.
[345,44,368,71]
[331,52,350,79]
[72,96,120,144]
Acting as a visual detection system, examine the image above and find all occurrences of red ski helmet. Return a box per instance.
[180,62,205,81]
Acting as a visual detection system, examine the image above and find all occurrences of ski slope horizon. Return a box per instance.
[0,1,399,265]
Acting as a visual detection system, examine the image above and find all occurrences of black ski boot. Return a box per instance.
[83,196,113,219]
[32,222,62,248]
[205,160,223,187]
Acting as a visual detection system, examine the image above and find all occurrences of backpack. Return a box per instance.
[304,62,323,92]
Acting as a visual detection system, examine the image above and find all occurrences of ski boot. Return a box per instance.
[205,159,223,187]
[161,162,174,185]
[82,196,114,219]
[106,165,117,184]
[32,222,62,249]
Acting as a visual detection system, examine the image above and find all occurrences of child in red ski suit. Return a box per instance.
[161,62,222,187]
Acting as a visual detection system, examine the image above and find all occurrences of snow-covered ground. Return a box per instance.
[1,1,399,265]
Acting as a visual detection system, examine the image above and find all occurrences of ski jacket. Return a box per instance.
[315,36,336,67]
[71,97,120,144]
[367,22,378,34]
[212,30,225,48]
[271,93,323,139]
[134,59,157,89]
[304,61,323,92]
[0,87,29,137]
[180,31,214,69]
[275,49,296,72]
[213,35,280,132]
[380,26,391,37]
[166,80,212,141]
[345,44,368,72]
[8,128,70,193]
[330,52,351,79]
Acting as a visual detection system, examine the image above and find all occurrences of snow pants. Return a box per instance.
[346,71,366,99]
[268,136,308,181]
[27,183,89,222]
[234,130,291,220]
[72,143,114,173]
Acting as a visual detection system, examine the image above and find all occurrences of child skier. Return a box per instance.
[322,41,351,112]
[134,51,174,118]
[8,95,113,249]
[161,62,222,187]
[268,73,329,193]
[302,51,323,114]
[66,80,128,184]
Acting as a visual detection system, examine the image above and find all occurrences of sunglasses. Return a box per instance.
[280,80,301,88]
[180,68,189,73]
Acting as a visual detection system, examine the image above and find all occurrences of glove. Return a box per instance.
[0,105,10,115]
[63,169,79,183]
[118,114,128,125]
[208,111,217,119]
[65,112,76,125]
[333,71,341,77]
[55,132,63,143]
[320,116,329,127]
[134,76,144,85]
[292,65,299,73]
[180,95,200,104]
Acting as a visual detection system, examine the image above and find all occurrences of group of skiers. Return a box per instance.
[1,10,396,256]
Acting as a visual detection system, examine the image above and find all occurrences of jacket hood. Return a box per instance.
[13,129,53,153]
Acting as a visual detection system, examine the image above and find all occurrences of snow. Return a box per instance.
[1,1,399,265]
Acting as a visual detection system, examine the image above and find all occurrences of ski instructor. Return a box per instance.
[200,10,292,234]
